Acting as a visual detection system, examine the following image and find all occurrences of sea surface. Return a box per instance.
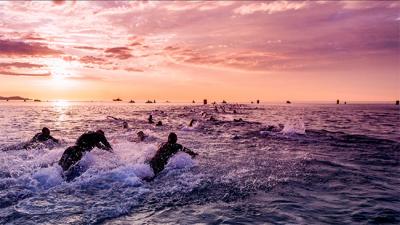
[0,102,399,225]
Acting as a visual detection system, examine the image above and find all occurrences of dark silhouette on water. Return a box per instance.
[396,100,399,105]
[145,133,197,181]
[156,121,163,126]
[286,100,291,104]
[192,100,195,103]
[203,99,207,105]
[129,100,135,103]
[24,127,59,149]
[136,131,146,142]
[337,99,340,104]
[58,130,113,180]
[148,115,154,124]
[257,100,260,104]
[113,98,122,102]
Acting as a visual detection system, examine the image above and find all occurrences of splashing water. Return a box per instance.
[281,117,306,135]
[0,102,399,224]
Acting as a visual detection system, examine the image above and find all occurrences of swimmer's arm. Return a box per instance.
[96,142,113,152]
[49,135,59,143]
[181,146,198,158]
[98,136,113,152]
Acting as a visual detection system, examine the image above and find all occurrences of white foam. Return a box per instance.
[281,118,306,135]
[166,152,195,170]
[31,165,64,190]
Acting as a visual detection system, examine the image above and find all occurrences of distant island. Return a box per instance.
[0,96,31,101]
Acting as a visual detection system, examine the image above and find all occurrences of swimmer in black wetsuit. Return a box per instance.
[136,131,146,142]
[148,115,154,124]
[58,130,113,172]
[146,133,198,180]
[24,127,59,149]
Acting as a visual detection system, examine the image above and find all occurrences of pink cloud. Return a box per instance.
[79,56,108,65]
[0,39,62,57]
[0,62,45,69]
[74,46,104,51]
[104,47,132,60]
[234,1,309,15]
[0,69,50,77]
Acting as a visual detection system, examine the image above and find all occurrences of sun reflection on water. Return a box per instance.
[53,100,70,107]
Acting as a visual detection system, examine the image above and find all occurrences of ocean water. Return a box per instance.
[0,102,399,225]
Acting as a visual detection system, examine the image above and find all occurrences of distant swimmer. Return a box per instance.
[136,131,146,142]
[24,127,59,149]
[32,127,59,143]
[233,118,243,122]
[148,115,154,124]
[156,121,163,126]
[58,130,113,180]
[123,121,129,129]
[145,132,198,180]
[133,131,156,143]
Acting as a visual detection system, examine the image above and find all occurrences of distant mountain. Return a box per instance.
[0,96,31,101]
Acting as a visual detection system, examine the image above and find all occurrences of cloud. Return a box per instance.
[0,62,45,69]
[79,56,108,65]
[0,61,50,77]
[0,39,62,57]
[74,46,104,51]
[164,45,292,71]
[104,47,132,59]
[23,33,46,41]
[0,70,50,77]
[124,67,144,72]
[234,1,308,15]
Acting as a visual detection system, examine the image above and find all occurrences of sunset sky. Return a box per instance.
[0,1,399,102]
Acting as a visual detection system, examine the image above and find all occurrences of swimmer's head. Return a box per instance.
[42,127,50,136]
[168,132,178,144]
[137,131,145,141]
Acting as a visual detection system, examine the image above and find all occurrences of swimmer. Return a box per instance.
[145,132,198,180]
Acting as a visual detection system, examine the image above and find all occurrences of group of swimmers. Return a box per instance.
[21,105,250,181]
[25,124,198,181]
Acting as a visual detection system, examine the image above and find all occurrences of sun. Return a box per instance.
[46,58,72,79]
[44,58,76,88]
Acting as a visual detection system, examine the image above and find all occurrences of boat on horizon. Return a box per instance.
[129,100,135,103]
[113,98,122,102]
